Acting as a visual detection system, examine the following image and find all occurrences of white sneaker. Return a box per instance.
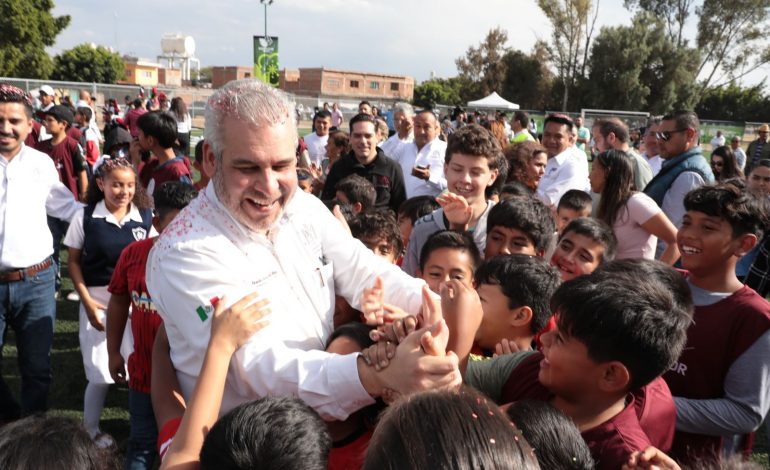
[66,291,80,302]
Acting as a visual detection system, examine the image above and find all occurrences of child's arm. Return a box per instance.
[641,212,680,265]
[67,247,105,331]
[160,292,270,470]
[151,324,186,429]
[441,279,483,374]
[77,169,88,202]
[622,446,681,470]
[106,292,130,384]
[436,192,472,231]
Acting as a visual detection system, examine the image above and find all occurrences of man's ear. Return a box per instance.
[598,361,631,393]
[352,202,363,214]
[203,141,217,178]
[510,306,533,328]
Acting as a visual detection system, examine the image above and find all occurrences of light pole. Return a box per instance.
[259,0,274,81]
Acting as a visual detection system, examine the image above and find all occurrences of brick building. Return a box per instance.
[279,67,414,101]
[211,66,254,89]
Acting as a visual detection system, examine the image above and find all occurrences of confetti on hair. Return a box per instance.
[489,438,496,444]
[471,413,478,419]
[0,84,33,107]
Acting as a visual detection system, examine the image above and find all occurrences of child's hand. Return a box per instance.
[84,299,106,331]
[208,293,270,355]
[436,192,473,230]
[370,315,419,344]
[108,352,127,385]
[493,339,529,357]
[361,277,385,325]
[622,446,681,470]
[440,280,482,328]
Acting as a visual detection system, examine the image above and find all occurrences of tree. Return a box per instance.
[624,0,694,47]
[584,12,698,113]
[0,0,70,78]
[500,48,554,109]
[412,78,463,108]
[52,44,125,83]
[695,83,770,122]
[455,27,510,96]
[537,0,600,110]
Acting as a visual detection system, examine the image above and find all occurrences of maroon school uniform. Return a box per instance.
[500,352,675,470]
[327,429,372,470]
[24,120,41,147]
[67,125,82,143]
[664,284,770,463]
[35,136,85,199]
[108,238,162,393]
[148,157,192,194]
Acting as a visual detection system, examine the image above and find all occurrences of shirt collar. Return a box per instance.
[92,200,144,226]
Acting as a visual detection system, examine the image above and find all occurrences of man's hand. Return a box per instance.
[411,165,431,181]
[436,192,472,230]
[108,352,127,384]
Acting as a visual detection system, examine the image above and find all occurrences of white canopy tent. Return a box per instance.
[466,92,519,110]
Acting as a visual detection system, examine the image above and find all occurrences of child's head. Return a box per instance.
[136,111,177,150]
[474,254,561,349]
[418,230,481,294]
[506,400,595,470]
[747,159,770,197]
[0,414,119,470]
[297,168,314,193]
[200,397,331,470]
[541,259,692,398]
[153,181,197,233]
[43,105,73,136]
[74,106,92,127]
[556,189,592,233]
[87,157,152,210]
[499,181,533,200]
[325,322,375,354]
[550,217,616,281]
[485,197,555,258]
[680,181,770,273]
[364,387,540,470]
[325,130,350,163]
[397,196,440,247]
[349,209,403,264]
[444,124,502,205]
[194,138,206,168]
[335,174,376,214]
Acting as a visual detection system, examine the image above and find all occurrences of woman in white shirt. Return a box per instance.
[169,97,192,156]
[590,149,680,264]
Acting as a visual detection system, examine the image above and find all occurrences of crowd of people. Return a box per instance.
[0,78,770,470]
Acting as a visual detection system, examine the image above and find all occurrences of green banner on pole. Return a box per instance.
[253,36,279,87]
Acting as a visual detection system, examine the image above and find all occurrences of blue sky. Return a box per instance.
[50,0,766,87]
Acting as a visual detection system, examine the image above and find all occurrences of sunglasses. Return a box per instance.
[655,129,689,141]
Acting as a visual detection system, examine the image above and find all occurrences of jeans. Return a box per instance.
[0,261,56,419]
[125,389,158,470]
[46,216,69,293]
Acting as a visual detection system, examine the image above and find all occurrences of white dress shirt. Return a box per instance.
[379,132,413,159]
[303,132,329,167]
[0,144,82,269]
[146,184,427,420]
[392,138,448,198]
[536,146,589,207]
[642,152,663,177]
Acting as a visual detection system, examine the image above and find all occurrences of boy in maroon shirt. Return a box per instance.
[457,259,692,470]
[130,111,192,196]
[664,181,770,464]
[105,181,197,470]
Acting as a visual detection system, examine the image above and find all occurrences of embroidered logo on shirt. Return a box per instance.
[132,227,147,241]
[195,296,220,322]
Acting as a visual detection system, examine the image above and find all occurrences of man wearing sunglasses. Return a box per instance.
[643,111,714,228]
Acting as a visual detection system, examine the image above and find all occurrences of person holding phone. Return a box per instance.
[391,110,448,199]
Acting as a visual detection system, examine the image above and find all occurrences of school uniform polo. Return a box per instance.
[34,136,86,199]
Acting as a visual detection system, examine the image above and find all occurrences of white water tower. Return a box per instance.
[157,33,200,81]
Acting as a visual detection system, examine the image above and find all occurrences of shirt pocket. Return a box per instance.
[316,262,335,323]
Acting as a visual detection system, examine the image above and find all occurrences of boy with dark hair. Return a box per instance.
[192,139,209,191]
[132,111,192,195]
[402,124,501,275]
[484,196,555,258]
[74,106,100,168]
[456,259,692,469]
[664,181,770,464]
[472,254,561,354]
[349,210,403,264]
[417,230,481,294]
[550,217,616,282]
[396,196,440,252]
[335,174,377,214]
[556,189,592,233]
[106,181,197,470]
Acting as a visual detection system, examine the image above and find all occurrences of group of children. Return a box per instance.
[4,105,770,470]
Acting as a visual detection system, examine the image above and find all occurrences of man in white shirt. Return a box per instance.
[303,110,331,167]
[379,102,414,158]
[392,110,447,198]
[0,84,82,420]
[642,121,664,177]
[710,129,726,148]
[731,135,747,171]
[537,114,589,208]
[146,79,460,420]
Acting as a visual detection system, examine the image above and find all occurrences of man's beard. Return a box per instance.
[213,159,276,234]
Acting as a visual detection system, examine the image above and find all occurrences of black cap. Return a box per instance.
[46,105,74,126]
[104,126,132,154]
